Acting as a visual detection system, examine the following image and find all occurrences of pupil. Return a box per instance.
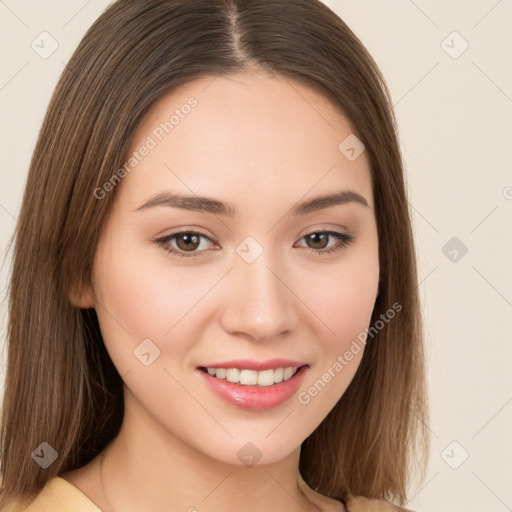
[178,233,199,251]
[308,233,327,249]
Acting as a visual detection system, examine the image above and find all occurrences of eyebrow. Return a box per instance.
[134,189,370,216]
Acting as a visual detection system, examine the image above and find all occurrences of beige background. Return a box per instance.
[1,1,511,511]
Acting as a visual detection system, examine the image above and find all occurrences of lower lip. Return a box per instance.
[196,366,308,411]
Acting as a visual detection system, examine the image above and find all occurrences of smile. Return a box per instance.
[196,365,309,411]
[199,366,301,386]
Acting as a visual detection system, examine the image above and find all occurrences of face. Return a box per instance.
[82,71,379,466]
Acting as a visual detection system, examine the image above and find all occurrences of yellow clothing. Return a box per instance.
[11,475,414,511]
[5,477,100,512]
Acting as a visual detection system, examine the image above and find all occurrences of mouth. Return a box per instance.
[196,363,310,411]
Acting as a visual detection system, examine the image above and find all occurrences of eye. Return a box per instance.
[155,230,216,258]
[296,229,354,256]
[154,229,354,258]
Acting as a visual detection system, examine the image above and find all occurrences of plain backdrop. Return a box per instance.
[1,1,511,511]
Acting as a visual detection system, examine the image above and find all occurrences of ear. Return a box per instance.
[68,277,95,309]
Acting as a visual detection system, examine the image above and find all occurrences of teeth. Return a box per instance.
[205,366,299,386]
[215,368,226,380]
[283,367,295,380]
[226,368,240,383]
[240,369,258,385]
[273,367,284,383]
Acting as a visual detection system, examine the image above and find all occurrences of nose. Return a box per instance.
[219,247,298,342]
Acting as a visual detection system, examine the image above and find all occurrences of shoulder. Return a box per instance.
[346,494,415,512]
[13,477,101,512]
[297,472,415,512]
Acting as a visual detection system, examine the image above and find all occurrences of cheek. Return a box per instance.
[91,237,231,381]
[293,250,379,410]
[94,239,207,333]
[91,241,181,371]
[297,252,379,349]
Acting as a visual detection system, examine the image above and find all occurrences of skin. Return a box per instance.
[62,70,379,512]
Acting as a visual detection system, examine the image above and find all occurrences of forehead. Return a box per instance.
[120,71,373,211]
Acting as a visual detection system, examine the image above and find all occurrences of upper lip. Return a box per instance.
[198,358,308,371]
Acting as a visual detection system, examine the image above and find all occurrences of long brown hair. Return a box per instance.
[0,0,429,508]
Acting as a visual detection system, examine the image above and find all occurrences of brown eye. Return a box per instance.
[175,233,201,252]
[297,230,355,256]
[156,231,215,258]
[305,232,329,250]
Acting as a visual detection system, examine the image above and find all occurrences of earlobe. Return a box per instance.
[68,280,95,309]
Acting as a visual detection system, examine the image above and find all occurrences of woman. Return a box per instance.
[0,1,429,510]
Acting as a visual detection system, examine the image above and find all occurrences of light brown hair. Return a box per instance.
[0,0,429,508]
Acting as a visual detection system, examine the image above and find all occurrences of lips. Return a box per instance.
[195,360,309,411]
[198,358,307,371]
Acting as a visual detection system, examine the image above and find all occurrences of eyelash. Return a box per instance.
[154,229,354,259]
